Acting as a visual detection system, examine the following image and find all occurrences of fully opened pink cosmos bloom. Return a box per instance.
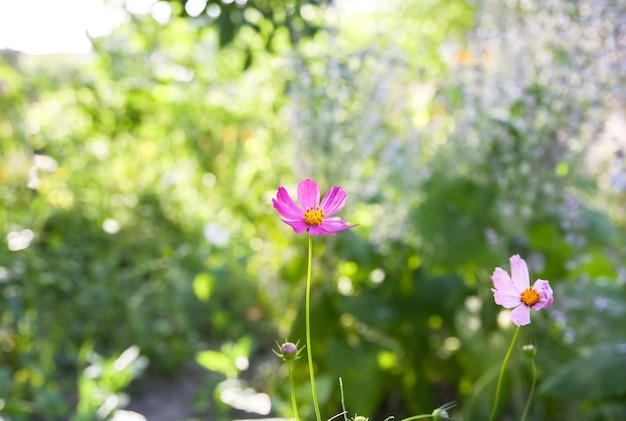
[491,254,554,326]
[272,179,357,236]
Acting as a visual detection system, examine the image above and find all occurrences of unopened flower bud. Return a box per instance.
[274,340,303,362]
[354,416,368,421]
[432,401,456,420]
[432,408,449,420]
[281,342,298,359]
[522,344,537,358]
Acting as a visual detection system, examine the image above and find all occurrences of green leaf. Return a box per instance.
[193,272,214,301]
[196,350,237,378]
[540,343,626,399]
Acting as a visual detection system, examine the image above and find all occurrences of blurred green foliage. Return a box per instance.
[72,344,148,421]
[2,0,626,420]
[166,0,328,50]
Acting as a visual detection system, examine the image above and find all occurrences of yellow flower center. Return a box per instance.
[304,206,325,226]
[521,288,540,307]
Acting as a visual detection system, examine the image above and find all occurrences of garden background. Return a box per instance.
[2,0,626,420]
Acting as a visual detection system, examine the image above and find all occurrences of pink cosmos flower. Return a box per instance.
[491,254,553,326]
[272,179,357,236]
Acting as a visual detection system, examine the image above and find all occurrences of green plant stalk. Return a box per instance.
[288,361,300,421]
[489,325,521,421]
[520,358,537,421]
[398,415,459,421]
[306,235,322,421]
[339,377,348,421]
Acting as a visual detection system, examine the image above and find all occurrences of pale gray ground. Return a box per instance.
[125,363,211,421]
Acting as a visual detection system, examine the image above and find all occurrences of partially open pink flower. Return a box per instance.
[272,179,357,236]
[491,254,553,326]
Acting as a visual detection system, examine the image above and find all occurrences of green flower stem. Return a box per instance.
[398,415,459,421]
[339,377,348,421]
[520,357,537,421]
[288,361,300,421]
[489,325,521,421]
[306,235,322,421]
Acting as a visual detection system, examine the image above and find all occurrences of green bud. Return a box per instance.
[522,344,537,358]
[432,401,456,420]
[432,408,449,420]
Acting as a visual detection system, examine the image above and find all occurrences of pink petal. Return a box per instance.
[510,305,531,326]
[309,225,333,236]
[273,188,304,220]
[321,217,357,232]
[297,179,320,209]
[308,217,358,236]
[492,288,522,308]
[491,267,520,297]
[510,254,530,290]
[282,219,309,233]
[531,279,554,309]
[320,187,347,216]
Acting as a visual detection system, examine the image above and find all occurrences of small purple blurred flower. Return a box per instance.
[272,179,357,236]
[491,254,554,326]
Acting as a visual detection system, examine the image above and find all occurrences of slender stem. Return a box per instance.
[306,235,322,421]
[339,377,348,421]
[489,325,521,421]
[520,358,537,421]
[397,415,459,421]
[397,414,460,421]
[288,361,300,421]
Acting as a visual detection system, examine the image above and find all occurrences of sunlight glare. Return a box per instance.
[102,218,121,234]
[7,229,34,252]
[0,0,126,54]
[125,0,156,15]
[206,3,221,18]
[218,379,271,415]
[151,1,172,24]
[184,0,207,18]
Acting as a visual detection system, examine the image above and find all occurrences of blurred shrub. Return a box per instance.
[72,344,148,421]
[271,0,626,419]
[163,0,328,50]
[1,10,283,419]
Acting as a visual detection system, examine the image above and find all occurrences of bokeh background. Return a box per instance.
[2,0,626,420]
